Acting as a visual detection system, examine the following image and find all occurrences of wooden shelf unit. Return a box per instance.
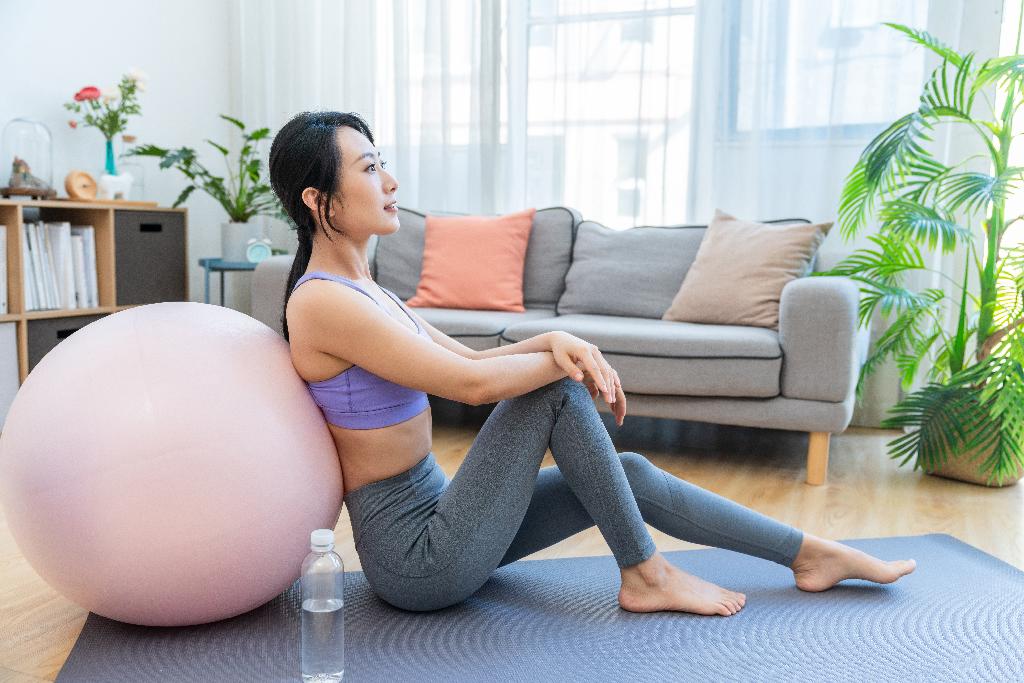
[0,198,189,384]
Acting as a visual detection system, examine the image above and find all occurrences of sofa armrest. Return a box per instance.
[778,275,867,403]
[251,255,295,337]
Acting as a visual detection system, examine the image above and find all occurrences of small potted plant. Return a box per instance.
[127,114,284,262]
[64,68,147,199]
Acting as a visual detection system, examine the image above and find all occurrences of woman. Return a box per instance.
[271,110,916,616]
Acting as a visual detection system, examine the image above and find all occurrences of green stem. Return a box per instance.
[237,139,248,220]
[975,64,1017,358]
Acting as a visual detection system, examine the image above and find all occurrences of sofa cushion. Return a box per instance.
[407,208,537,311]
[556,217,811,319]
[501,314,782,397]
[376,206,580,309]
[662,209,832,330]
[412,306,558,352]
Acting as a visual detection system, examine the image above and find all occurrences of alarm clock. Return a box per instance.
[245,237,273,263]
[65,170,98,200]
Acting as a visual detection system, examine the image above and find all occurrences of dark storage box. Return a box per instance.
[115,211,187,305]
[27,314,109,373]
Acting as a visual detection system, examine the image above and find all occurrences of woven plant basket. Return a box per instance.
[922,440,1024,488]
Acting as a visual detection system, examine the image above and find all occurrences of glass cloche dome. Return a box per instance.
[1,117,55,199]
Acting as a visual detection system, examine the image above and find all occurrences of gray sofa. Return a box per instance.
[251,206,869,486]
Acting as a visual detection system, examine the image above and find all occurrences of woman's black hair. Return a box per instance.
[269,110,375,342]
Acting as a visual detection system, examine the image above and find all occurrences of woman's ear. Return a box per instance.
[300,187,321,216]
[301,187,338,227]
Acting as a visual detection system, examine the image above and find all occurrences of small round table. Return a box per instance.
[199,258,257,306]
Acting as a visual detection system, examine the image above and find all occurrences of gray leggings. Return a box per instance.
[345,377,804,612]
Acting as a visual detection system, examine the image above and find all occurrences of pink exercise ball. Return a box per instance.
[0,302,343,627]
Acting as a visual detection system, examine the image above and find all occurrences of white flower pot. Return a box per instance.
[221,221,263,262]
[97,172,134,200]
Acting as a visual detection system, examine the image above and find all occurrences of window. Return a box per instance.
[725,0,930,141]
[525,0,696,225]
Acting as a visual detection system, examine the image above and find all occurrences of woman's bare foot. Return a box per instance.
[790,533,917,592]
[618,551,746,616]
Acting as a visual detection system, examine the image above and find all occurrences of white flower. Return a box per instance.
[127,67,149,83]
[101,85,120,103]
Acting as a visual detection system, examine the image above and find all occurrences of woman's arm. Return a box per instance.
[476,332,555,359]
[475,351,570,404]
[404,308,570,402]
[405,308,555,361]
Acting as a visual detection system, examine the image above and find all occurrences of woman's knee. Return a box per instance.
[521,376,590,404]
[619,451,660,494]
[554,375,592,401]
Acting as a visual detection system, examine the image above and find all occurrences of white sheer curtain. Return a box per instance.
[230,0,978,238]
[229,0,1002,424]
[687,0,968,264]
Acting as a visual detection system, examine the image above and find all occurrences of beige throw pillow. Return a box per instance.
[661,209,832,329]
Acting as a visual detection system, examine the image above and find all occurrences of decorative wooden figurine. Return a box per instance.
[1,156,57,199]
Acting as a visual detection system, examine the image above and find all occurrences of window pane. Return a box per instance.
[734,0,930,134]
[527,10,694,225]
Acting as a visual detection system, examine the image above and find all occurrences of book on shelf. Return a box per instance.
[41,223,60,308]
[70,226,98,308]
[20,223,33,310]
[24,222,42,308]
[0,225,6,314]
[21,221,98,312]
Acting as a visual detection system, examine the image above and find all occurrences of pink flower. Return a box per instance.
[68,120,78,129]
[74,86,101,102]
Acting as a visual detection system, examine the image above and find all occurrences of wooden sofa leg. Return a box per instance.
[806,432,830,486]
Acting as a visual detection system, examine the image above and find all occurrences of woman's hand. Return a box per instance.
[581,369,627,427]
[549,331,628,427]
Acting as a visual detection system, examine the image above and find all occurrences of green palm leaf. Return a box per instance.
[994,245,1024,326]
[837,158,873,239]
[820,232,925,288]
[881,381,983,469]
[977,330,1024,435]
[955,355,1024,485]
[853,286,945,398]
[879,198,972,253]
[972,55,1024,98]
[919,53,976,119]
[882,22,964,68]
[851,278,934,329]
[895,329,942,389]
[936,169,1020,216]
[888,156,951,205]
[927,326,982,384]
[838,112,934,240]
[864,112,934,187]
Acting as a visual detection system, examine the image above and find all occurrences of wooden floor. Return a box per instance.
[2,398,1022,682]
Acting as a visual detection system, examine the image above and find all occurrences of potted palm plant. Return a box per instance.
[818,22,1024,487]
[126,114,284,262]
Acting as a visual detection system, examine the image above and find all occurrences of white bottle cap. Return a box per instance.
[310,528,335,550]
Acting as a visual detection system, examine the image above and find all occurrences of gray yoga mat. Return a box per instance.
[55,533,1024,682]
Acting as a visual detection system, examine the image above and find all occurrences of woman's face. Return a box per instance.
[312,126,400,240]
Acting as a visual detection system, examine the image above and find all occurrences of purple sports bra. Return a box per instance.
[291,271,430,429]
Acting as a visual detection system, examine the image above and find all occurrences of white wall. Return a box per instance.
[0,0,250,309]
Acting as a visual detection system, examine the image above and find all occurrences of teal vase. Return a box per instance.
[104,138,117,175]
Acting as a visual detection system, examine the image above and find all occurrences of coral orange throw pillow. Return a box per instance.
[406,208,537,312]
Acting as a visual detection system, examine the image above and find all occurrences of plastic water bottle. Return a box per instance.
[301,528,345,682]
